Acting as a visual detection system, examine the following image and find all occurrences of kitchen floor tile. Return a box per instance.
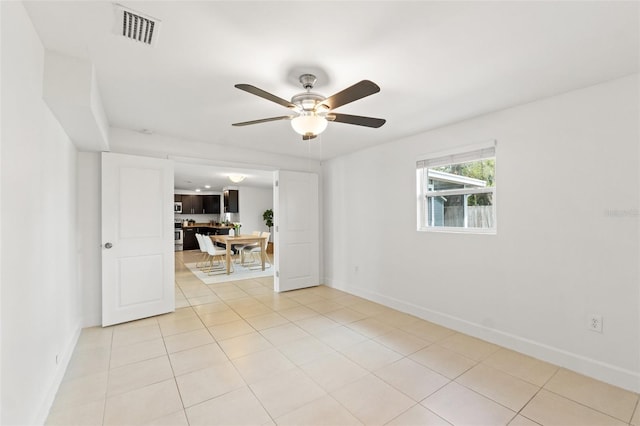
[112,323,162,348]
[158,316,205,337]
[103,379,183,426]
[521,389,627,426]
[331,374,415,426]
[385,404,452,426]
[278,305,319,322]
[374,329,431,356]
[163,328,215,354]
[63,346,111,381]
[324,307,369,324]
[250,369,326,419]
[45,399,105,426]
[218,331,273,359]
[232,348,295,384]
[74,327,113,352]
[633,404,640,426]
[109,338,167,368]
[277,335,337,366]
[305,299,344,314]
[409,344,477,379]
[375,358,450,401]
[142,410,188,426]
[316,325,369,351]
[438,333,501,361]
[207,319,255,340]
[188,294,223,306]
[508,415,541,426]
[350,300,388,316]
[543,368,638,422]
[483,348,558,386]
[175,362,245,407]
[456,363,540,411]
[403,320,456,342]
[50,371,108,411]
[107,356,173,396]
[346,317,396,339]
[243,311,289,330]
[299,352,369,392]
[231,301,273,318]
[422,382,516,426]
[259,322,310,346]
[275,395,363,426]
[295,315,341,335]
[185,387,271,426]
[196,309,242,327]
[168,343,229,376]
[340,339,404,371]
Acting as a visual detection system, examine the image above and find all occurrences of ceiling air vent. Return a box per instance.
[114,5,161,46]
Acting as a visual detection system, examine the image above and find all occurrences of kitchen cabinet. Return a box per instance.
[224,189,239,213]
[202,195,221,214]
[176,194,220,214]
[183,227,198,250]
[182,195,203,214]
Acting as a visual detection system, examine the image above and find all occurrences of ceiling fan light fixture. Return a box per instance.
[291,114,328,137]
[228,174,246,183]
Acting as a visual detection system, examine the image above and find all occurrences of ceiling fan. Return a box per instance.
[232,74,386,140]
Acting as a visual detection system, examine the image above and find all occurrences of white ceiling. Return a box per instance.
[24,1,639,166]
[173,161,274,191]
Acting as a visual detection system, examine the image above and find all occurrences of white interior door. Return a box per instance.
[274,170,319,292]
[102,152,175,326]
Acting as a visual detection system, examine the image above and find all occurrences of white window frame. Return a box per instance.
[416,141,496,234]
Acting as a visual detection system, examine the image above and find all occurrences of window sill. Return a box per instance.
[418,226,497,235]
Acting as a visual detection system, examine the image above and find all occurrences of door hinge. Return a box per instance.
[275,180,279,187]
[276,271,279,278]
[275,225,278,232]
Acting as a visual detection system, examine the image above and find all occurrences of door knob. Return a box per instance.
[104,242,113,249]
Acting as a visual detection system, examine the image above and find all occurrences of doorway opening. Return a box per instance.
[173,161,275,303]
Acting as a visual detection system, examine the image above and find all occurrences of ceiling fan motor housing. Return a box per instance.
[299,73,317,90]
[291,92,327,113]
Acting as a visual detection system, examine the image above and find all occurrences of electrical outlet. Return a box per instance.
[588,314,603,333]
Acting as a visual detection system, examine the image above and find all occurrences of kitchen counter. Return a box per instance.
[181,223,233,229]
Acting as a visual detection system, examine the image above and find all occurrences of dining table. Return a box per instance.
[209,234,269,275]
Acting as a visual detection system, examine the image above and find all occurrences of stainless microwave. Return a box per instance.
[174,202,182,213]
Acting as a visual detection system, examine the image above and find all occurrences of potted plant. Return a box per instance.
[262,209,274,253]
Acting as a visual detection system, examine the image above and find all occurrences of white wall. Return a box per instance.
[77,152,102,327]
[238,186,274,237]
[323,74,640,391]
[1,2,82,424]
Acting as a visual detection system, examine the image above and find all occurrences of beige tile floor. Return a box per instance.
[46,251,640,425]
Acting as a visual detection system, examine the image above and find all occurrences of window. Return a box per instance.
[417,142,496,233]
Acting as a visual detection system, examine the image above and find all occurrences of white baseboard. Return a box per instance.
[325,278,640,393]
[33,326,82,425]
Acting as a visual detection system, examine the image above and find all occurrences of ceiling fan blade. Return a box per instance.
[321,80,381,110]
[327,113,386,128]
[232,115,293,126]
[234,84,296,109]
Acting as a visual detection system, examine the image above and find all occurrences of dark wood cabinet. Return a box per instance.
[202,195,221,214]
[175,194,221,214]
[224,189,239,213]
[182,195,203,214]
[183,227,198,250]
